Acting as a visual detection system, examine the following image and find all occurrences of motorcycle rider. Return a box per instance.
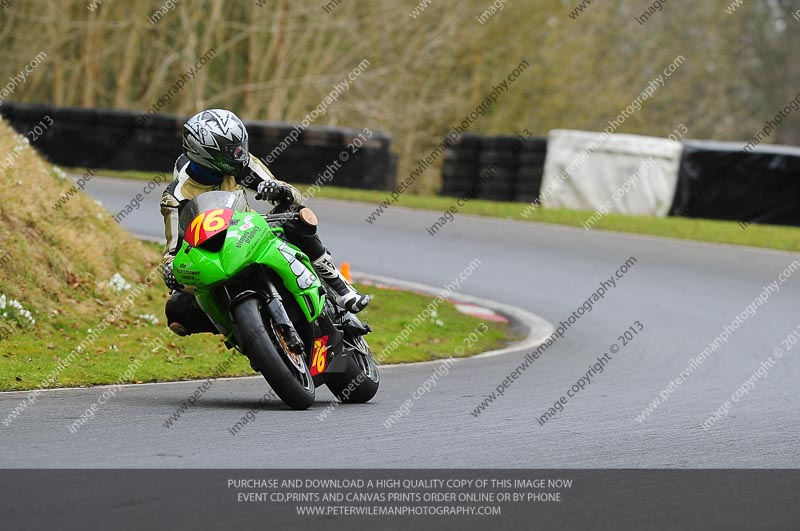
[160,108,369,336]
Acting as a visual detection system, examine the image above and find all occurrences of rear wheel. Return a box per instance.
[234,297,315,410]
[326,335,380,403]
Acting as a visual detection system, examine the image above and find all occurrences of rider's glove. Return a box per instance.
[162,262,184,292]
[256,180,294,204]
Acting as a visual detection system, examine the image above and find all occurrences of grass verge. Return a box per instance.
[83,168,800,253]
[0,283,512,392]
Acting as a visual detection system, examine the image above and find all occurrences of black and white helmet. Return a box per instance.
[182,109,249,175]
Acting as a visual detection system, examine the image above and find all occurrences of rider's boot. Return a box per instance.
[312,251,370,313]
[168,322,190,336]
[166,291,219,336]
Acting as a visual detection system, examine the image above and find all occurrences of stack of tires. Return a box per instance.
[515,137,547,203]
[131,113,182,170]
[0,103,398,191]
[0,103,185,171]
[4,102,55,150]
[441,134,482,197]
[479,135,519,201]
[440,132,548,202]
[338,128,396,190]
[247,121,311,177]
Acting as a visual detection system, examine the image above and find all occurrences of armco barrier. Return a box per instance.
[0,103,397,191]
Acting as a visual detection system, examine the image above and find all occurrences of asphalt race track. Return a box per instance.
[2,176,799,468]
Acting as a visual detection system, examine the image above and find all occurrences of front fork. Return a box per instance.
[226,279,304,355]
[262,282,305,353]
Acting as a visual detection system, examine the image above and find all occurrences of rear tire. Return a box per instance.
[326,335,380,403]
[234,297,315,410]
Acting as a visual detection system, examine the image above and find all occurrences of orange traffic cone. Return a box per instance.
[340,261,351,283]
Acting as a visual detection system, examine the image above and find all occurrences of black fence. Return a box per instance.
[0,102,397,191]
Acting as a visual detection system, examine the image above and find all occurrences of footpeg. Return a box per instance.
[342,314,371,336]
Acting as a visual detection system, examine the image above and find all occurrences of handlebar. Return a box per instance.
[262,211,300,224]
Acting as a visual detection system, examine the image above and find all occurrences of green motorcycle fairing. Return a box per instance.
[171,191,325,339]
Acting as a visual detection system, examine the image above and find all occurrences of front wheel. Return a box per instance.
[326,335,380,403]
[234,297,315,410]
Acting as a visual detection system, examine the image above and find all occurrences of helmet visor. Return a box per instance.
[218,142,248,174]
[226,144,248,164]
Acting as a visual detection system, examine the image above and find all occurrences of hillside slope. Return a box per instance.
[0,117,163,336]
[0,117,193,392]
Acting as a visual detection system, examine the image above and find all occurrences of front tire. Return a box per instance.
[326,335,380,403]
[234,297,315,410]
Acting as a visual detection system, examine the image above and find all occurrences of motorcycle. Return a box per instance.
[172,190,379,410]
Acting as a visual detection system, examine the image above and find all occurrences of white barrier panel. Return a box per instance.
[541,129,683,217]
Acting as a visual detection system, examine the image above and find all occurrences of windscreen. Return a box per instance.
[178,190,248,237]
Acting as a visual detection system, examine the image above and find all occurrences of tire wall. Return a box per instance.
[0,102,397,191]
